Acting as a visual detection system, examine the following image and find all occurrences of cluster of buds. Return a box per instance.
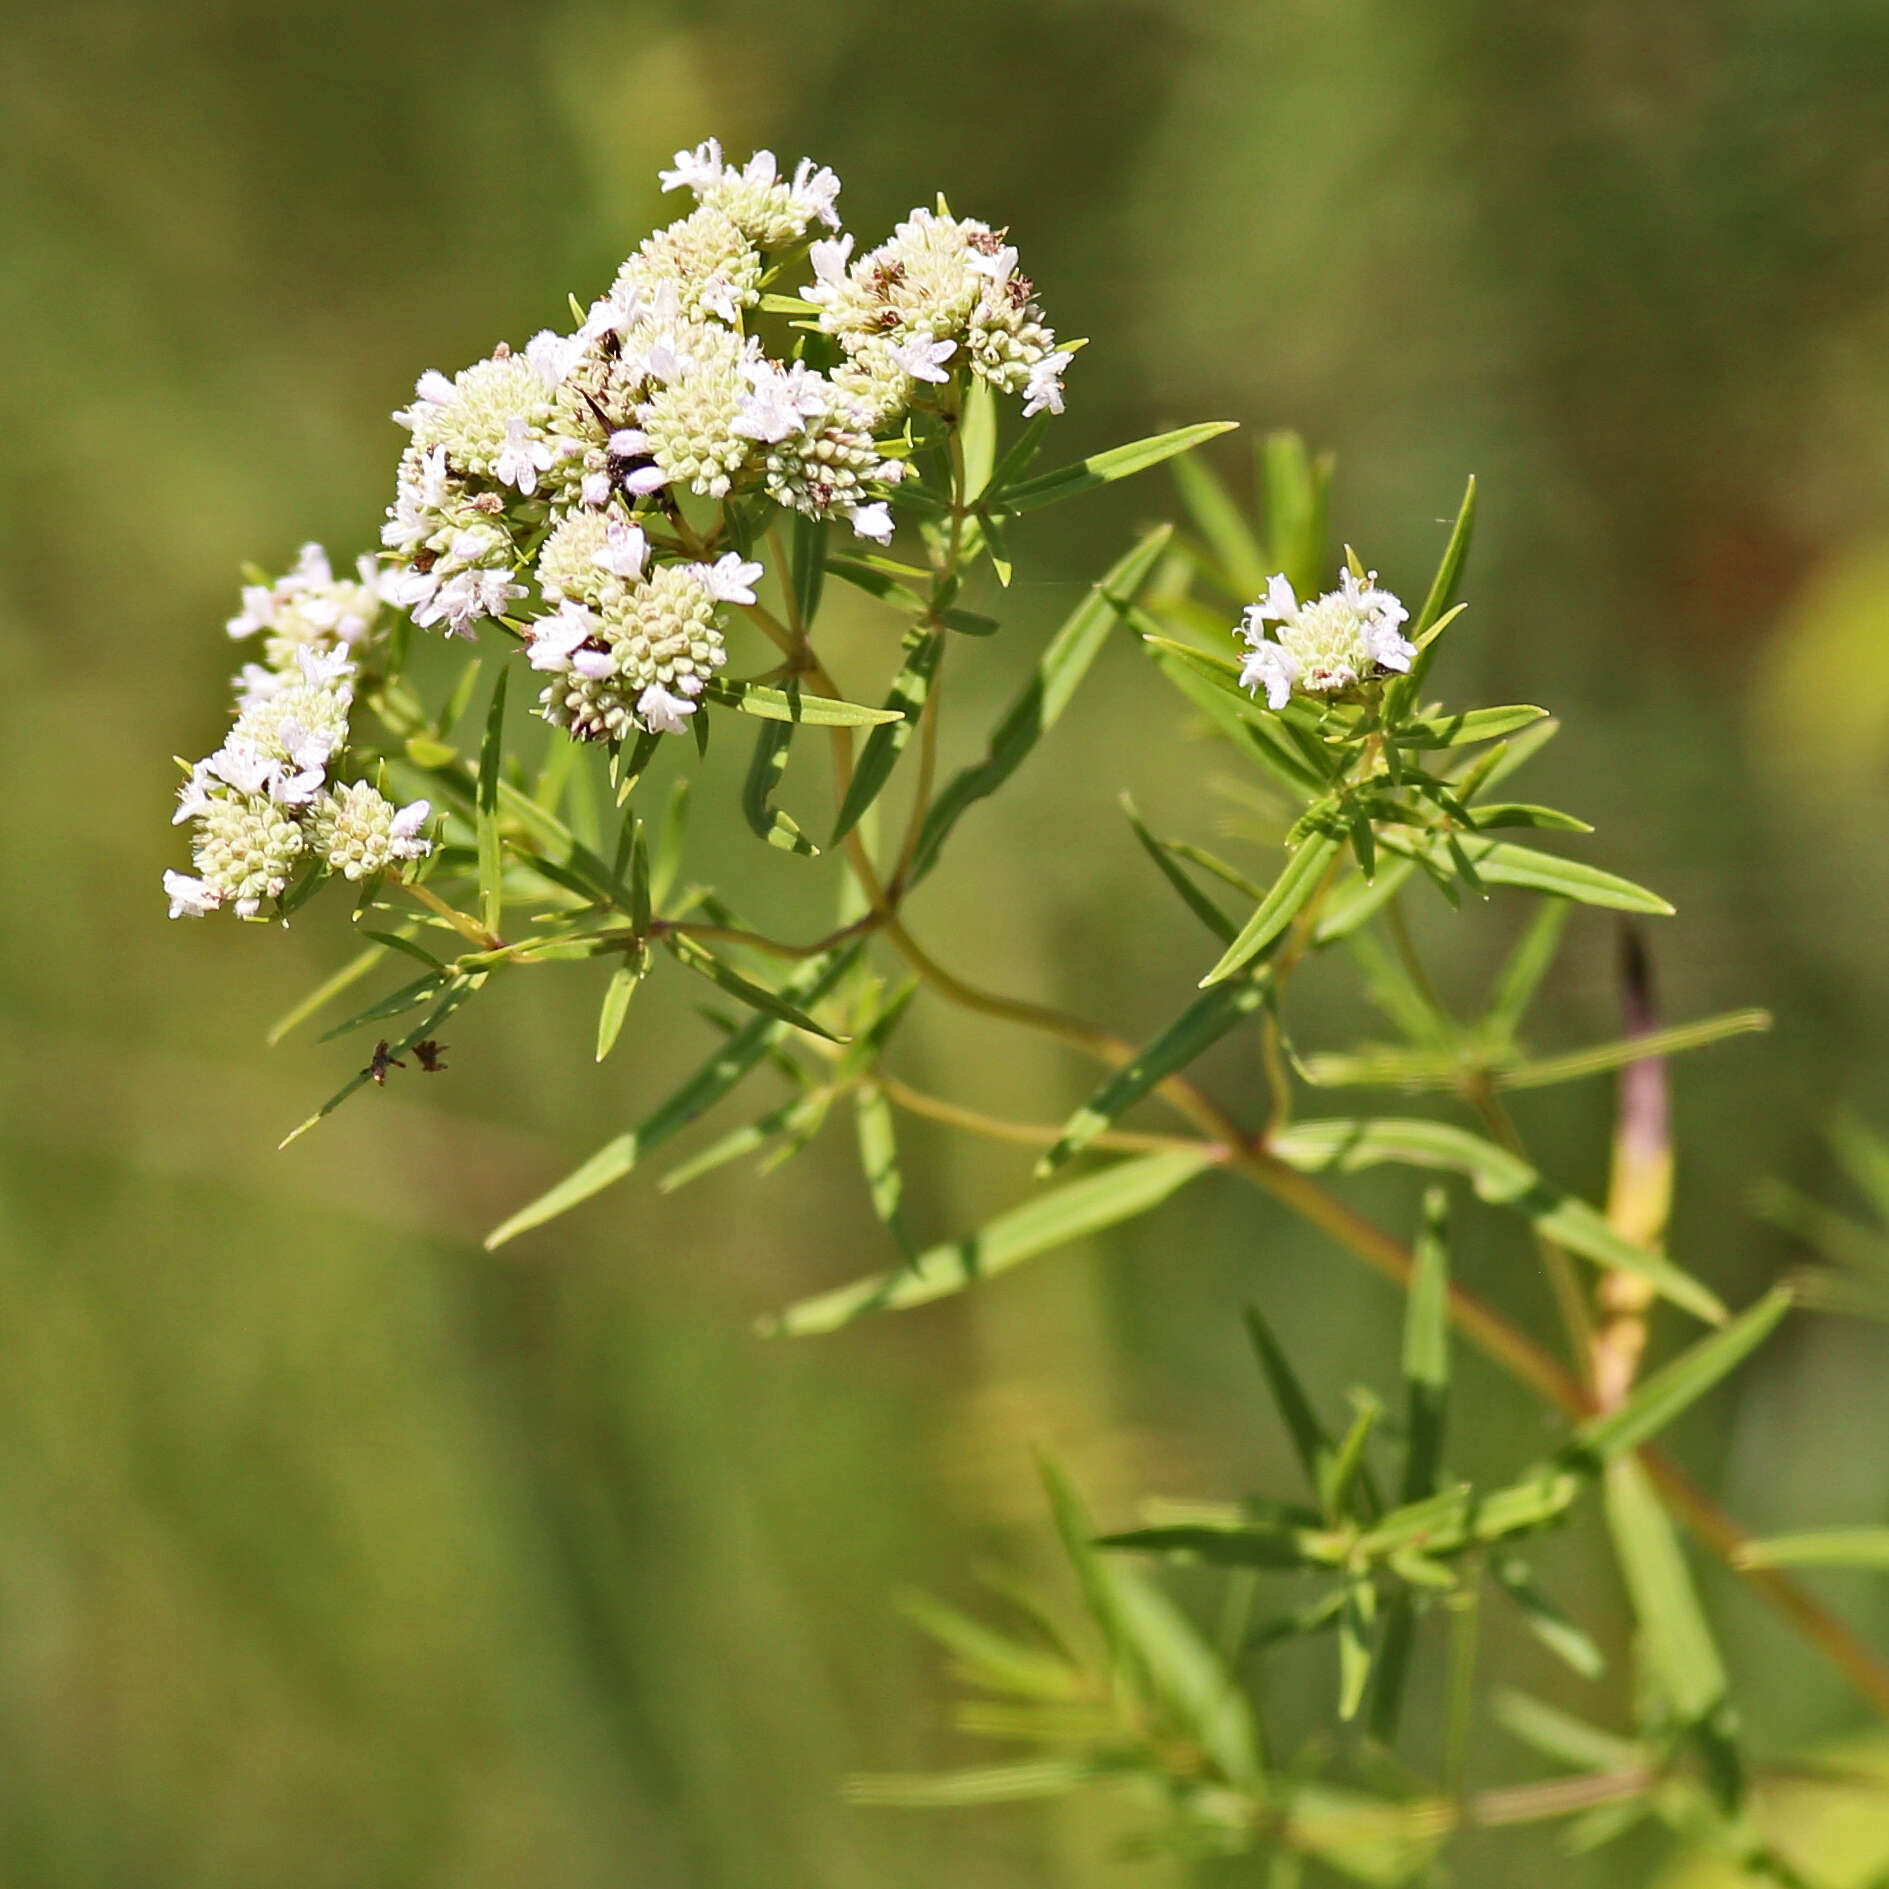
[164,546,430,918]
[379,140,1072,746]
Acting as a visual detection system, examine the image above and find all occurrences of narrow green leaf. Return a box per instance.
[1384,475,1475,717]
[1390,706,1545,750]
[742,719,818,854]
[650,776,690,908]
[435,655,485,741]
[265,944,386,1047]
[1270,1117,1726,1323]
[1498,1010,1772,1091]
[855,1083,914,1259]
[831,624,944,844]
[476,668,508,936]
[594,953,644,1062]
[1368,1597,1417,1744]
[995,420,1238,515]
[628,818,651,932]
[316,970,444,1043]
[485,945,862,1246]
[958,376,999,500]
[1094,1518,1325,1572]
[656,1089,828,1194]
[613,727,662,806]
[1243,1304,1335,1505]
[1319,1394,1383,1523]
[1567,1287,1793,1464]
[1832,1114,1889,1225]
[701,677,901,726]
[1387,832,1674,916]
[1734,1528,1889,1570]
[1338,1581,1375,1721]
[1402,1188,1451,1504]
[1040,980,1265,1173]
[895,1590,1085,1702]
[1119,797,1238,942]
[1492,1690,1641,1773]
[1200,829,1342,986]
[763,1148,1213,1334]
[842,1759,1098,1807]
[664,932,844,1041]
[1172,451,1267,598]
[1314,858,1417,944]
[279,976,483,1149]
[1261,431,1331,599]
[1491,1558,1605,1680]
[791,513,828,629]
[1467,803,1593,834]
[910,525,1172,885]
[1603,1457,1727,1721]
[1485,901,1569,1038]
[825,556,929,612]
[1354,1470,1582,1560]
[1140,634,1332,794]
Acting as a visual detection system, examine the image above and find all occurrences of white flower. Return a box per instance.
[173,762,216,825]
[889,333,957,384]
[1237,566,1415,707]
[735,359,830,443]
[431,568,525,638]
[699,552,764,605]
[525,602,601,672]
[525,328,582,392]
[1022,350,1071,418]
[596,520,648,580]
[271,764,327,808]
[965,241,1019,281]
[207,736,280,798]
[660,137,725,194]
[164,870,222,918]
[790,156,843,230]
[295,643,356,691]
[848,501,894,543]
[273,716,335,773]
[233,662,285,709]
[226,583,276,639]
[1239,638,1303,711]
[805,235,854,295]
[581,468,612,508]
[494,415,555,495]
[637,682,697,735]
[394,368,456,429]
[389,799,432,858]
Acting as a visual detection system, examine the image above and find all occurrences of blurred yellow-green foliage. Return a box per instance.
[5,2,1889,1882]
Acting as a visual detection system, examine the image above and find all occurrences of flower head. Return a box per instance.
[1236,566,1415,709]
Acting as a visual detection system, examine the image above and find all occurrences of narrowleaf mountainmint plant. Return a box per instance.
[166,141,1889,1884]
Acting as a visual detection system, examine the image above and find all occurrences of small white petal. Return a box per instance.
[164,870,222,919]
[848,501,894,544]
[637,683,696,735]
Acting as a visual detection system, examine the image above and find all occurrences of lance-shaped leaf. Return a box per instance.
[1261,431,1332,600]
[895,1590,1086,1702]
[1119,796,1238,943]
[957,375,1000,500]
[1244,1305,1341,1507]
[992,420,1238,515]
[831,623,945,844]
[909,525,1172,886]
[1493,1689,1643,1773]
[662,931,845,1042]
[279,974,485,1149]
[266,943,389,1046]
[1385,831,1674,916]
[1382,475,1475,720]
[650,776,690,908]
[1465,803,1592,834]
[700,677,901,726]
[763,1147,1214,1335]
[1353,1469,1582,1561]
[317,970,446,1043]
[1039,980,1266,1174]
[790,513,827,628]
[1138,630,1333,794]
[1498,1010,1772,1091]
[742,719,818,854]
[594,951,646,1063]
[1734,1528,1889,1570]
[1200,827,1343,986]
[656,1087,830,1194]
[1402,1188,1451,1504]
[1270,1116,1725,1322]
[475,667,507,936]
[1485,900,1569,1037]
[485,944,862,1246]
[854,1082,914,1259]
[1390,705,1546,750]
[1604,1456,1727,1722]
[1172,450,1267,599]
[1565,1286,1793,1465]
[1337,1580,1375,1721]
[842,1758,1101,1807]
[1491,1558,1605,1680]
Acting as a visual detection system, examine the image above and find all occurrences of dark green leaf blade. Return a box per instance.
[995,421,1238,516]
[831,624,945,845]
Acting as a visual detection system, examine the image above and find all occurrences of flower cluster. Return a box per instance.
[1236,567,1417,710]
[165,546,430,918]
[379,140,1071,746]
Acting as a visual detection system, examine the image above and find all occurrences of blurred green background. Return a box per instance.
[5,1,1889,1882]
